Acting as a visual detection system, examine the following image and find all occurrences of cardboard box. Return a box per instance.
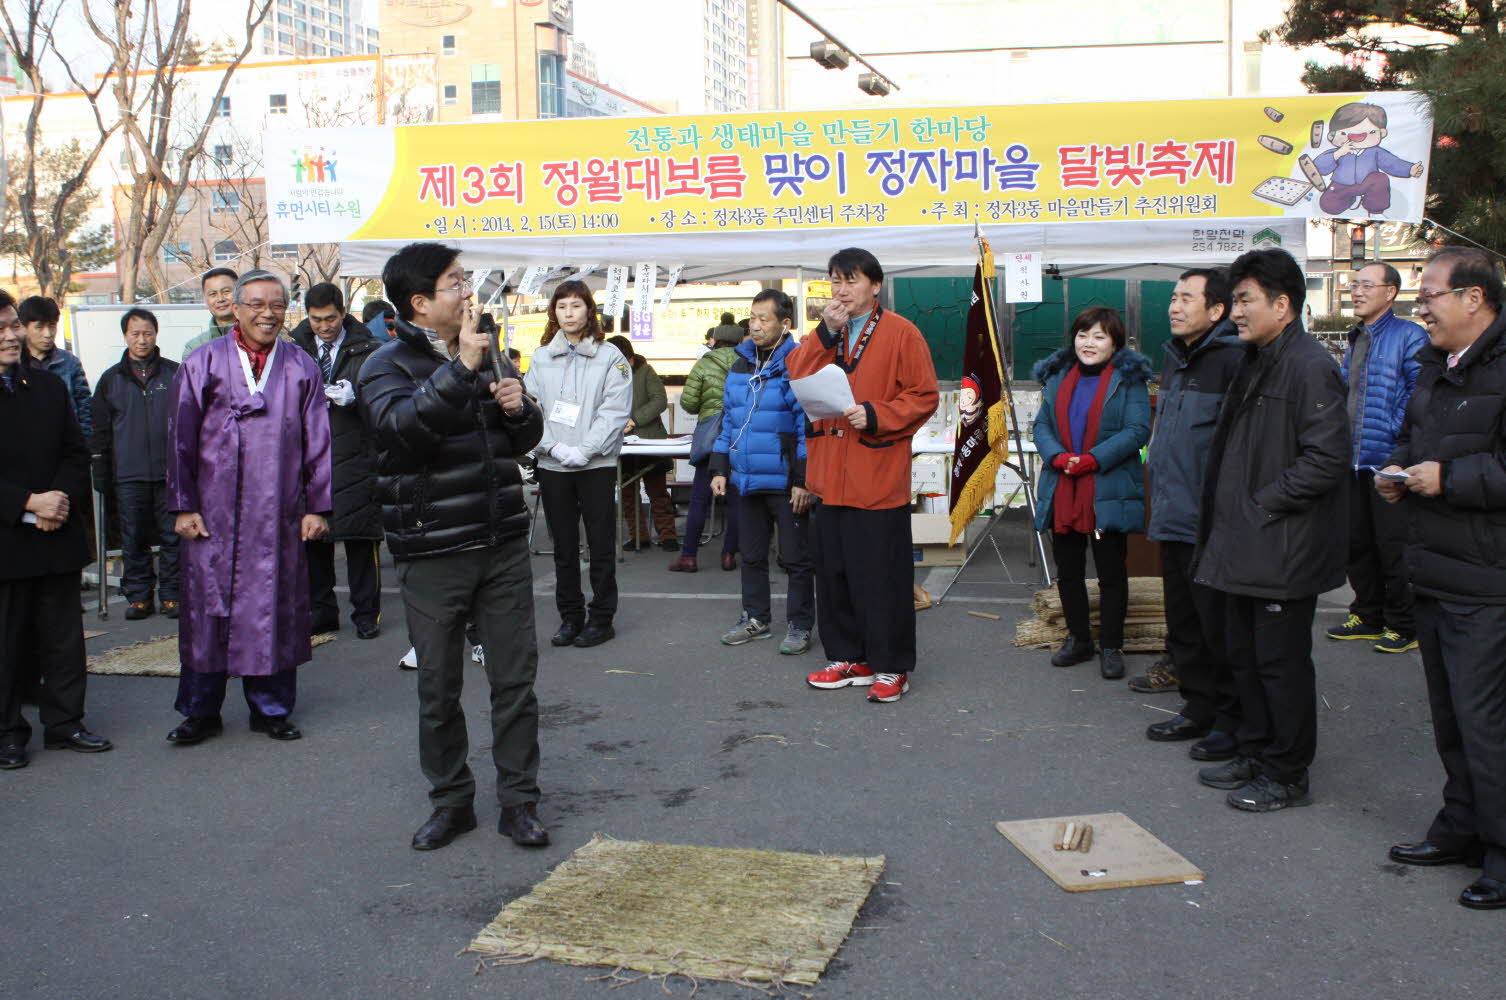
[911,512,985,567]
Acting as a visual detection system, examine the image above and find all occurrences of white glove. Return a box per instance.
[323,379,356,406]
[550,443,589,468]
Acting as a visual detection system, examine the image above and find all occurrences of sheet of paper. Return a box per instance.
[659,263,684,309]
[789,364,856,421]
[632,261,656,314]
[1003,252,1042,303]
[602,265,629,319]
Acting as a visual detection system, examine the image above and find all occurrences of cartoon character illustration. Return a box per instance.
[1312,102,1423,218]
[959,375,982,426]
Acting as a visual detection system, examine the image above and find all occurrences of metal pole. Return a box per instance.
[775,0,902,92]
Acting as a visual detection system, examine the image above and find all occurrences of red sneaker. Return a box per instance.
[867,673,909,703]
[806,661,875,689]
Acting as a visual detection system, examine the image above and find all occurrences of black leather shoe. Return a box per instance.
[1198,755,1260,789]
[574,622,615,648]
[1389,841,1474,867]
[1147,714,1208,742]
[356,620,380,640]
[1050,636,1095,667]
[167,716,223,745]
[1099,648,1125,680]
[551,620,584,647]
[250,714,302,741]
[1459,877,1506,910]
[0,743,27,769]
[44,728,113,753]
[411,805,478,851]
[500,802,550,847]
[1189,731,1237,761]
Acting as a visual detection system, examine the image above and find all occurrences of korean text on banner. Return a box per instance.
[265,93,1432,245]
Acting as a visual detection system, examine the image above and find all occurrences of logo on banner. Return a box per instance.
[1251,227,1283,248]
[290,147,339,185]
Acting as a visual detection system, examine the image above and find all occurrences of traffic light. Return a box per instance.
[1349,224,1368,268]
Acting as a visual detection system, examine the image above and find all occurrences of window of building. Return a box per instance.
[211,189,241,213]
[213,241,239,262]
[278,31,292,45]
[329,12,342,26]
[277,12,291,25]
[311,25,324,38]
[216,96,231,118]
[270,244,299,260]
[537,53,564,119]
[174,192,193,215]
[269,93,288,114]
[470,63,501,115]
[310,4,323,18]
[293,1,306,13]
[313,43,326,55]
[162,241,191,263]
[212,144,232,164]
[442,34,455,55]
[442,84,458,105]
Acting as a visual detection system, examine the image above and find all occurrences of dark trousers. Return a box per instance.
[1050,530,1128,649]
[1219,592,1318,786]
[117,480,180,603]
[811,503,915,674]
[682,461,738,558]
[1416,596,1506,879]
[0,574,87,745]
[537,466,617,625]
[395,537,540,809]
[622,456,676,545]
[1161,540,1240,733]
[175,667,296,720]
[739,492,814,629]
[307,537,382,628]
[1346,469,1414,634]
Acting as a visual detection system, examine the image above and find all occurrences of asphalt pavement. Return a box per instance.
[4,514,1503,1000]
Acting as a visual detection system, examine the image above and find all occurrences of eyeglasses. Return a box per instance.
[439,278,474,294]
[1350,281,1397,292]
[1415,287,1474,306]
[241,300,289,313]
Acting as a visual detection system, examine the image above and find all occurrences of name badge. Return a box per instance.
[549,399,582,427]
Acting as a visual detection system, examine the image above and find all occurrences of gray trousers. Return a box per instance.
[395,536,540,810]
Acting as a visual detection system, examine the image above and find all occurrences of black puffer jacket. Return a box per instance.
[357,317,543,560]
[291,315,382,541]
[1194,321,1351,600]
[1388,309,1506,604]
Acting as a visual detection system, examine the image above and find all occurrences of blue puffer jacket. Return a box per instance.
[1341,309,1426,469]
[708,334,806,495]
[31,347,92,437]
[1031,347,1153,535]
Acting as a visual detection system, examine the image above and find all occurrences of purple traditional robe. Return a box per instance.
[166,330,332,677]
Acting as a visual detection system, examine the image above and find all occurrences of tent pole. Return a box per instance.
[795,266,805,330]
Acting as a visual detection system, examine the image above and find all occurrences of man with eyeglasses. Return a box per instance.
[1376,247,1506,911]
[1326,262,1427,653]
[164,270,332,746]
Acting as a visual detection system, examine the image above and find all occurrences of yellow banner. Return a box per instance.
[265,92,1432,244]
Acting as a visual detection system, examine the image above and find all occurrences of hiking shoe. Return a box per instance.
[807,661,875,689]
[125,601,153,621]
[1128,655,1178,693]
[1375,630,1419,654]
[471,644,485,665]
[1326,614,1384,641]
[779,625,812,655]
[867,673,910,703]
[160,600,180,620]
[1226,774,1312,812]
[1198,755,1261,790]
[720,613,771,646]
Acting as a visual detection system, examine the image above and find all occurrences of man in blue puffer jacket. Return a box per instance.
[709,289,814,656]
[1326,261,1428,653]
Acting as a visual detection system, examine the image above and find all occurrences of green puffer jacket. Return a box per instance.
[630,360,669,439]
[679,346,737,419]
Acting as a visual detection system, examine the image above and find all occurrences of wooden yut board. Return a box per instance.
[995,812,1204,892]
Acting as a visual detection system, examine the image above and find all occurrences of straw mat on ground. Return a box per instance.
[88,633,334,677]
[467,834,885,994]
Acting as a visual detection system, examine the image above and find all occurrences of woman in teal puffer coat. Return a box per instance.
[1031,307,1152,681]
[669,326,743,571]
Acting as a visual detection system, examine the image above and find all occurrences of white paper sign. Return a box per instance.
[468,269,492,301]
[1003,252,1043,304]
[632,261,656,315]
[659,263,685,310]
[789,364,857,421]
[572,261,600,280]
[602,265,629,319]
[518,264,551,298]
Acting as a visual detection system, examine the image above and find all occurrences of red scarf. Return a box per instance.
[232,325,272,382]
[1052,363,1115,535]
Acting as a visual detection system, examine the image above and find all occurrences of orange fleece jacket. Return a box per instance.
[786,308,939,510]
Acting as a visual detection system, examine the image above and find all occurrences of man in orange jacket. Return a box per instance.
[789,248,939,703]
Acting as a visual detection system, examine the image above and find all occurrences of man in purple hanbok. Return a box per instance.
[164,270,332,744]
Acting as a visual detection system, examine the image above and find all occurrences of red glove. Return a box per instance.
[1052,453,1074,471]
[1065,453,1099,477]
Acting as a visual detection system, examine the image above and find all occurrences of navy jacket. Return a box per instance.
[32,347,92,437]
[1146,321,1243,544]
[1341,309,1427,469]
[90,349,179,488]
[709,334,807,495]
[1031,347,1153,535]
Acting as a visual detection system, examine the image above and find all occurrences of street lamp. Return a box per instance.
[809,40,849,70]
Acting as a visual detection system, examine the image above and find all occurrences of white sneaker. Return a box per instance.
[398,647,418,671]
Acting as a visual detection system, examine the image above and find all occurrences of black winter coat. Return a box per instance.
[1146,321,1243,544]
[1388,309,1506,604]
[357,317,543,561]
[0,366,94,581]
[1194,321,1351,600]
[291,315,382,541]
[89,348,178,489]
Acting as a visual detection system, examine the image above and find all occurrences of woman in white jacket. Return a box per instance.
[524,280,633,648]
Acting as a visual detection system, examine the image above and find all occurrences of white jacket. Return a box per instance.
[525,334,633,473]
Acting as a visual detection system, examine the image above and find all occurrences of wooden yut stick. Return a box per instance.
[1067,823,1085,851]
[1060,822,1076,851]
[1079,824,1094,854]
[1054,823,1068,850]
